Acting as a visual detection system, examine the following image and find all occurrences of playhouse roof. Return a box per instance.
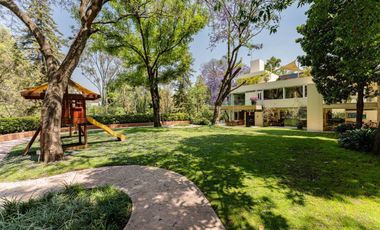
[21,80,100,100]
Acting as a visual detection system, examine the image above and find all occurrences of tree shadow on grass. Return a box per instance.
[100,132,380,229]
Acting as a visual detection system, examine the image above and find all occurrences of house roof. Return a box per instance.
[21,80,100,100]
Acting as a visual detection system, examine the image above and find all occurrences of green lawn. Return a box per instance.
[1,126,380,229]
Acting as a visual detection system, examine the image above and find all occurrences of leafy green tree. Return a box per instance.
[297,0,380,128]
[107,82,151,114]
[94,0,207,127]
[264,56,282,72]
[19,0,65,81]
[173,73,192,113]
[187,75,211,119]
[0,26,41,117]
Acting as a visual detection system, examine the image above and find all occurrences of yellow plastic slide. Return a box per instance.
[86,116,126,141]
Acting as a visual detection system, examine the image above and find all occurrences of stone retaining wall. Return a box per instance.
[0,120,190,142]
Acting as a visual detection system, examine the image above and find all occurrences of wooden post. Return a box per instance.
[84,124,88,146]
[23,126,41,156]
[78,124,82,144]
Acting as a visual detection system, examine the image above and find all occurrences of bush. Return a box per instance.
[0,113,190,135]
[335,123,356,134]
[284,118,299,127]
[91,113,189,125]
[297,121,304,130]
[0,117,40,135]
[191,117,211,125]
[338,128,377,152]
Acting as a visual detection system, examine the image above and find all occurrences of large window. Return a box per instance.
[285,86,303,99]
[264,88,283,100]
[233,94,245,105]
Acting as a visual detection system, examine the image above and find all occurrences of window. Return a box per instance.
[264,88,284,100]
[285,86,303,99]
[233,94,245,105]
[347,112,367,119]
[257,91,262,100]
[304,85,307,97]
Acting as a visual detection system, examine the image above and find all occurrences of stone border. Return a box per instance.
[0,120,191,142]
[0,166,225,230]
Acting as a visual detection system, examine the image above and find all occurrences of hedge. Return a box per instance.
[0,113,190,135]
[0,117,40,135]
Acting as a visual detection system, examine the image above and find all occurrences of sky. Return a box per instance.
[2,2,310,93]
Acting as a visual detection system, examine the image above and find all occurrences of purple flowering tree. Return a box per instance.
[204,0,291,124]
[201,58,249,104]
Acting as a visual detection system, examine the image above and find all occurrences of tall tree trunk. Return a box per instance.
[39,28,97,162]
[149,79,161,127]
[40,73,68,162]
[356,87,365,128]
[211,100,222,125]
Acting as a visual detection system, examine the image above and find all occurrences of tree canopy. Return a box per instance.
[94,0,208,126]
[297,0,380,126]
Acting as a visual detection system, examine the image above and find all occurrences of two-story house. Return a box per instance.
[222,59,379,131]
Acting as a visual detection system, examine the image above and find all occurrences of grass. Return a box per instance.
[0,185,132,229]
[1,126,380,229]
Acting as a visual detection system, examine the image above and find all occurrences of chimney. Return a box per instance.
[250,59,264,73]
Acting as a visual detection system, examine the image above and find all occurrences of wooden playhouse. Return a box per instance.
[21,80,126,155]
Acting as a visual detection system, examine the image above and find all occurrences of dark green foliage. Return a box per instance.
[0,117,39,135]
[0,113,190,135]
[91,113,189,125]
[335,123,356,134]
[338,128,377,152]
[0,185,132,230]
[296,121,304,130]
[191,117,211,126]
[297,0,380,125]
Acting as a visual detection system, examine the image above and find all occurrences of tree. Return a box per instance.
[0,26,41,117]
[0,0,108,162]
[201,58,249,105]
[18,0,65,79]
[173,73,192,113]
[264,56,281,72]
[188,75,211,118]
[80,48,122,113]
[205,0,292,124]
[159,85,175,114]
[107,83,151,114]
[297,0,380,129]
[94,0,207,127]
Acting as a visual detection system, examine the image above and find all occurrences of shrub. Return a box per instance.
[338,128,377,152]
[0,117,40,135]
[335,123,356,134]
[91,113,189,125]
[297,121,304,130]
[284,118,299,127]
[191,117,211,125]
[0,113,190,135]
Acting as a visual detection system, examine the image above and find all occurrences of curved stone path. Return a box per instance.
[0,138,30,161]
[0,166,225,230]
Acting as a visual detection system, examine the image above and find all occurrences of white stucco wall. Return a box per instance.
[307,84,324,131]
